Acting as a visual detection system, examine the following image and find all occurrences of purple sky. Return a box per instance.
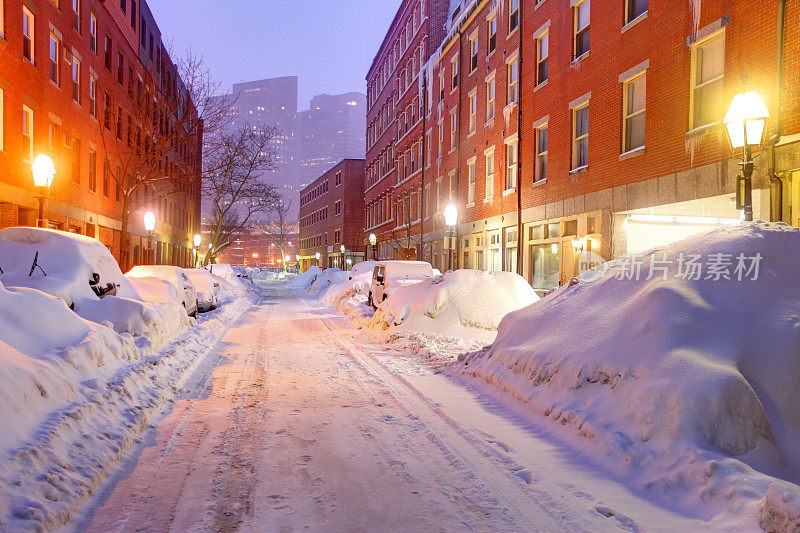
[148,0,400,110]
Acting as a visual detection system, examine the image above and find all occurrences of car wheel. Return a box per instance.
[368,292,374,309]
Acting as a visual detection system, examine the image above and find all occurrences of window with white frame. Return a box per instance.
[0,1,4,37]
[467,159,476,204]
[487,15,497,54]
[438,122,444,156]
[72,0,81,33]
[535,124,548,182]
[507,57,519,104]
[509,0,519,32]
[574,0,590,59]
[626,0,647,23]
[450,109,457,150]
[504,228,518,272]
[451,56,459,90]
[623,73,645,152]
[505,141,517,190]
[22,105,33,161]
[486,76,496,121]
[573,104,589,169]
[537,31,549,86]
[691,31,724,129]
[469,35,478,72]
[468,91,477,134]
[436,178,442,212]
[485,150,495,198]
[72,56,81,103]
[90,13,97,53]
[49,34,60,85]
[449,172,456,201]
[23,7,34,63]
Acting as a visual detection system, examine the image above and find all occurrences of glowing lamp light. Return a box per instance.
[32,154,56,188]
[143,211,156,232]
[193,234,201,247]
[444,204,458,227]
[285,255,290,262]
[369,233,377,246]
[315,252,321,260]
[252,252,259,259]
[724,91,769,149]
[572,237,585,252]
[295,254,300,261]
[340,244,346,254]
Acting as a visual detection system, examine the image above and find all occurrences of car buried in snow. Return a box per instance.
[368,260,434,309]
[126,265,199,317]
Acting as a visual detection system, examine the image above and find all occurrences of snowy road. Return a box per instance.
[72,287,721,532]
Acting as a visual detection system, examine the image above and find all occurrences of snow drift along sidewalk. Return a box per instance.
[456,222,800,529]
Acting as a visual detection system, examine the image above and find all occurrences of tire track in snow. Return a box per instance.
[317,311,585,532]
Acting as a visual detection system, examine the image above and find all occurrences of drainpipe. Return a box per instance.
[767,0,786,222]
[515,0,524,276]
[454,28,464,270]
[420,72,427,260]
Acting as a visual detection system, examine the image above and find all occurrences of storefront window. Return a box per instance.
[530,243,560,291]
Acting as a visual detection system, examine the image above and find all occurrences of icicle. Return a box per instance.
[684,133,701,166]
[503,102,516,131]
[690,0,702,36]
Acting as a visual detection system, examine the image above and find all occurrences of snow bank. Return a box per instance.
[291,266,322,290]
[457,222,800,524]
[309,268,348,294]
[379,270,538,338]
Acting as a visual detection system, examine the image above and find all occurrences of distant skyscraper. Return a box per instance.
[296,92,366,189]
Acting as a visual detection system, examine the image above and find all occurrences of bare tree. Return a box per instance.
[202,124,281,264]
[270,196,294,271]
[99,50,231,270]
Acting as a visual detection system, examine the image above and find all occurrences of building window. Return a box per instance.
[49,34,60,85]
[487,16,497,55]
[439,72,445,101]
[485,151,495,199]
[504,229,518,272]
[72,57,81,103]
[468,91,477,134]
[573,104,589,169]
[23,7,34,63]
[72,0,81,33]
[120,0,126,13]
[536,31,549,86]
[104,35,112,69]
[22,106,33,162]
[90,13,97,53]
[117,52,124,84]
[691,32,724,129]
[535,125,548,182]
[486,76,495,121]
[116,106,123,139]
[335,171,342,186]
[102,159,109,197]
[438,122,444,156]
[450,109,457,150]
[88,149,96,192]
[507,58,519,104]
[103,92,111,129]
[574,0,590,59]
[626,0,647,23]
[130,0,137,29]
[335,200,341,216]
[509,0,519,32]
[623,73,646,152]
[467,160,476,204]
[505,141,517,190]
[469,35,478,72]
[71,138,80,184]
[451,57,459,90]
[530,242,560,291]
[0,1,4,38]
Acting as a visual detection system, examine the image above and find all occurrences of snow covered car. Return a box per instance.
[348,260,376,281]
[126,265,198,317]
[185,268,219,312]
[368,260,434,309]
[0,227,138,309]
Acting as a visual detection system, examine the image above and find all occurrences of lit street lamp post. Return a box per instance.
[724,90,769,222]
[31,155,56,228]
[369,233,377,260]
[315,252,321,267]
[444,204,458,271]
[193,234,201,268]
[143,211,156,265]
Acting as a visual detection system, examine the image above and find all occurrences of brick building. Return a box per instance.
[368,0,800,294]
[299,159,365,271]
[0,0,201,269]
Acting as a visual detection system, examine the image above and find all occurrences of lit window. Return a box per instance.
[486,76,495,121]
[691,32,724,129]
[505,141,517,190]
[49,34,60,85]
[22,105,33,162]
[573,104,589,169]
[23,7,34,63]
[626,0,647,23]
[623,73,646,152]
[537,31,549,85]
[450,110,457,150]
[467,160,476,204]
[535,125,548,182]
[574,0,590,59]
[485,151,495,199]
[507,58,519,104]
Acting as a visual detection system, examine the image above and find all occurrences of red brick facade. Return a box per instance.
[0,0,201,269]
[299,159,365,271]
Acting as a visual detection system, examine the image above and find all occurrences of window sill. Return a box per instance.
[571,52,589,67]
[466,202,475,208]
[467,129,476,138]
[534,0,546,10]
[507,27,519,41]
[621,11,647,34]
[619,146,645,160]
[569,166,588,175]
[533,178,547,186]
[502,188,516,197]
[685,121,721,140]
[534,80,548,92]
[483,197,494,204]
[485,117,495,127]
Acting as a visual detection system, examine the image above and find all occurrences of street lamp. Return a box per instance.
[143,211,156,265]
[340,244,346,269]
[193,234,201,268]
[252,251,259,267]
[369,233,377,260]
[315,251,321,267]
[724,90,769,222]
[31,154,56,228]
[444,203,458,271]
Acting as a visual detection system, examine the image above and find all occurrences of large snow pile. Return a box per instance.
[309,268,348,294]
[380,269,538,335]
[291,266,322,290]
[456,222,800,526]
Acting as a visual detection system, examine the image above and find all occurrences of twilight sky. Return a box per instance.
[148,0,400,110]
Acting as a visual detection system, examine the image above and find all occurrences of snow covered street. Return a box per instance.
[65,285,745,532]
